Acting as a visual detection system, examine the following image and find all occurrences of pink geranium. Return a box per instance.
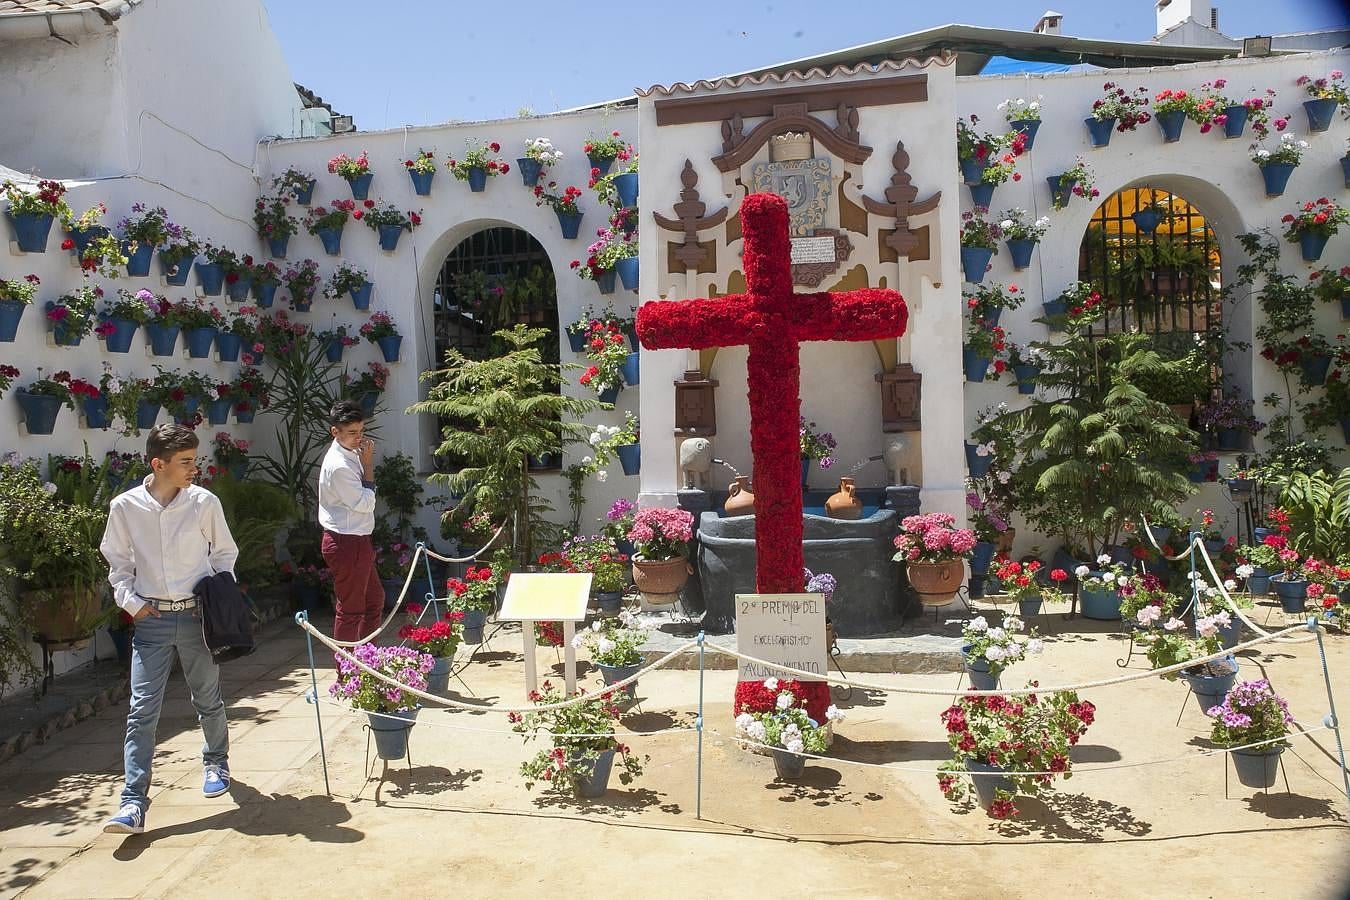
[894,512,978,564]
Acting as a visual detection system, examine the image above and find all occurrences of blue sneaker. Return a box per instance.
[104,803,145,834]
[203,763,231,797]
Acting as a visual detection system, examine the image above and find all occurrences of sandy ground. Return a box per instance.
[2,600,1348,899]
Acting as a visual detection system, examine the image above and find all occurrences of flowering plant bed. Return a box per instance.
[938,687,1095,819]
[960,614,1042,677]
[509,681,645,794]
[1076,556,1129,592]
[893,513,977,564]
[1282,197,1348,240]
[327,151,371,180]
[329,643,432,713]
[733,676,836,739]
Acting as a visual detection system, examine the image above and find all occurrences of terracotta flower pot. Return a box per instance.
[631,556,691,596]
[24,585,103,648]
[907,559,965,606]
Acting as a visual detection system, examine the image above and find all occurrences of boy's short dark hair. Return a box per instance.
[330,399,366,427]
[146,423,200,462]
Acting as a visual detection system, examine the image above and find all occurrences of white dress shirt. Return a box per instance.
[101,477,239,617]
[317,440,376,535]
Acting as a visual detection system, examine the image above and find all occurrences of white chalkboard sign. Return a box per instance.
[735,593,827,683]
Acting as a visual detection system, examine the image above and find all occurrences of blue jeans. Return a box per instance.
[121,609,228,810]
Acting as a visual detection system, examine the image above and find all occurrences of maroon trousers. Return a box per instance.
[321,530,384,644]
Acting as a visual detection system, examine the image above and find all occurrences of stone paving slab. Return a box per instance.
[639,627,965,673]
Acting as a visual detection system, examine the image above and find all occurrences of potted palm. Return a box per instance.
[510,680,646,798]
[329,643,433,759]
[734,679,844,779]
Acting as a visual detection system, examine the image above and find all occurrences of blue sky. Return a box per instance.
[262,0,1347,131]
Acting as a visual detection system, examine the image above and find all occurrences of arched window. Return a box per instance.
[432,227,558,365]
[1077,187,1221,337]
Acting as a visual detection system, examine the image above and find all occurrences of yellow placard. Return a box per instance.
[497,573,592,622]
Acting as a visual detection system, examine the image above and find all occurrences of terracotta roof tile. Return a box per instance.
[0,0,138,19]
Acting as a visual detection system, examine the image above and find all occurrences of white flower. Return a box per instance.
[782,722,801,736]
[581,455,593,465]
[42,482,57,494]
[967,616,989,632]
[1223,579,1237,592]
[975,444,991,457]
[997,100,1009,110]
[598,637,616,655]
[1196,616,1219,638]
[595,470,608,483]
[735,712,754,732]
[1097,554,1113,566]
[1034,216,1050,228]
[1005,616,1024,632]
[985,645,1006,661]
[1163,617,1184,632]
[775,692,793,710]
[1103,572,1116,585]
[785,737,805,754]
[997,470,1011,484]
[2,451,20,466]
[1236,564,1254,579]
[1000,219,1014,230]
[590,620,601,631]
[746,720,766,743]
[988,627,1006,641]
[1075,565,1090,578]
[1027,638,1044,655]
[571,632,586,648]
[1137,605,1162,626]
[825,705,845,723]
[589,431,603,445]
[1213,610,1232,627]
[763,677,778,691]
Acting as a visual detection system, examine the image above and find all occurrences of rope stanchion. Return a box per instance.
[704,624,1312,697]
[300,614,699,714]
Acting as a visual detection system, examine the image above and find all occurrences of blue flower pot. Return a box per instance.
[959,157,986,185]
[101,316,137,352]
[966,759,1016,811]
[461,608,487,645]
[620,351,640,386]
[345,172,373,201]
[376,334,402,363]
[1180,656,1237,713]
[971,541,996,575]
[1232,747,1284,789]
[136,399,160,430]
[968,181,995,209]
[556,210,583,239]
[293,179,316,205]
[1227,476,1255,497]
[516,157,543,187]
[350,280,373,310]
[206,397,232,425]
[573,749,617,798]
[1157,109,1187,143]
[1188,459,1219,482]
[185,326,217,359]
[1009,118,1040,149]
[1303,98,1338,133]
[216,331,242,362]
[195,262,224,296]
[1298,231,1329,263]
[1341,416,1350,445]
[1299,352,1332,387]
[588,155,613,177]
[323,338,344,363]
[0,298,24,342]
[1003,238,1034,270]
[595,592,625,615]
[316,226,342,255]
[566,328,588,353]
[1246,567,1271,595]
[598,384,620,405]
[616,256,639,291]
[425,655,453,694]
[367,707,418,760]
[465,166,488,192]
[143,323,179,357]
[1271,575,1308,613]
[1047,175,1076,208]
[144,323,179,357]
[614,172,639,208]
[408,168,434,196]
[597,662,640,702]
[1041,299,1067,331]
[1012,363,1039,394]
[968,575,987,599]
[595,269,616,295]
[356,391,378,419]
[1131,209,1164,234]
[617,442,640,476]
[173,396,200,425]
[1221,105,1248,139]
[962,346,990,383]
[1259,162,1295,197]
[964,441,993,477]
[161,254,194,286]
[81,394,110,429]
[6,211,53,252]
[47,305,84,347]
[235,406,255,424]
[1342,156,1350,190]
[981,307,1002,327]
[16,390,62,434]
[266,234,289,259]
[801,457,811,487]
[1019,598,1043,618]
[962,650,1000,692]
[1216,616,1241,652]
[378,224,403,252]
[226,274,253,302]
[1085,116,1115,148]
[66,224,108,260]
[627,329,639,352]
[118,239,152,276]
[291,294,312,313]
[1080,584,1122,620]
[228,460,247,482]
[960,246,993,284]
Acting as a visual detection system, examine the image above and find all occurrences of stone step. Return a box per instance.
[638,628,964,674]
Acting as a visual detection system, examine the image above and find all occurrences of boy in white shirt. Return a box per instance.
[317,400,381,643]
[101,424,239,835]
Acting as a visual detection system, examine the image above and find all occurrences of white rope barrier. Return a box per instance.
[299,614,700,713]
[704,624,1312,697]
[316,696,699,739]
[722,724,1334,776]
[423,521,510,565]
[322,543,428,648]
